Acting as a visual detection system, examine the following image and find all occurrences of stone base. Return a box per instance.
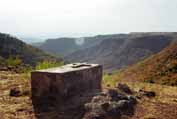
[31,63,103,119]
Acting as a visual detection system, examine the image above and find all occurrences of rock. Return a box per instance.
[83,89,137,119]
[92,96,105,103]
[116,100,129,110]
[107,101,121,117]
[9,86,22,97]
[138,90,156,98]
[85,103,93,111]
[7,66,13,71]
[107,89,118,98]
[116,83,133,94]
[101,102,109,111]
[98,92,107,97]
[107,89,128,101]
[0,66,8,71]
[86,114,106,119]
[127,95,137,105]
[116,100,135,116]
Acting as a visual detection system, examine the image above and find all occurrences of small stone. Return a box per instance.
[9,86,22,97]
[117,100,129,109]
[127,95,137,105]
[139,90,156,98]
[98,92,107,97]
[107,89,118,98]
[92,96,104,103]
[116,83,133,94]
[101,102,109,111]
[89,114,105,119]
[85,103,92,111]
[107,102,121,117]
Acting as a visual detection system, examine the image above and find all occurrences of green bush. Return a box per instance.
[103,74,117,87]
[35,60,64,70]
[6,56,22,66]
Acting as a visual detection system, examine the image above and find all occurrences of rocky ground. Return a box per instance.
[0,71,177,119]
[119,81,177,119]
[83,87,137,119]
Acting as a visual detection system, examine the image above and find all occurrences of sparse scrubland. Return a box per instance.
[111,41,177,87]
[0,33,177,119]
[1,66,177,119]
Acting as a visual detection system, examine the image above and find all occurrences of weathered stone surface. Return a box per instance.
[31,63,102,119]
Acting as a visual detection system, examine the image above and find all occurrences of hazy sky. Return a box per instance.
[0,0,177,40]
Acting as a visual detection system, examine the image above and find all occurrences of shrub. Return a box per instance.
[35,60,64,70]
[103,74,117,87]
[6,56,22,66]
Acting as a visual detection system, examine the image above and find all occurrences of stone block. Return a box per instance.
[31,63,103,119]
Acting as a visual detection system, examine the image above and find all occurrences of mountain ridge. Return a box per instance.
[66,34,175,72]
[33,34,128,56]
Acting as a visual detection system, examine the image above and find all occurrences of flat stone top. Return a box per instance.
[34,63,100,73]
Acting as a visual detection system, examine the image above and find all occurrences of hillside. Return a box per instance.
[66,33,175,72]
[34,34,127,56]
[0,33,61,67]
[113,41,177,86]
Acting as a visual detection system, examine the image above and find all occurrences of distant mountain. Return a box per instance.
[114,41,177,86]
[66,33,176,72]
[34,34,127,56]
[0,33,61,66]
[20,37,43,44]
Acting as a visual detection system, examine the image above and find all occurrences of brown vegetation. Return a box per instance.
[113,41,177,86]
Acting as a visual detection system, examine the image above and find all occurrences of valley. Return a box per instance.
[33,33,177,72]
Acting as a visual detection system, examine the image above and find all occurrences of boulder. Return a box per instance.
[107,89,128,101]
[83,89,137,119]
[138,90,156,98]
[116,83,133,94]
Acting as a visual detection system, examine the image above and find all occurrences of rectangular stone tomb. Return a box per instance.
[31,63,103,115]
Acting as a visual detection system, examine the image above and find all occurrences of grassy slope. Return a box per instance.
[102,41,177,119]
[112,41,177,86]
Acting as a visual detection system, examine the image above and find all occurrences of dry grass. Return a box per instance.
[103,74,177,119]
[0,71,35,119]
[112,42,177,86]
[1,70,177,119]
